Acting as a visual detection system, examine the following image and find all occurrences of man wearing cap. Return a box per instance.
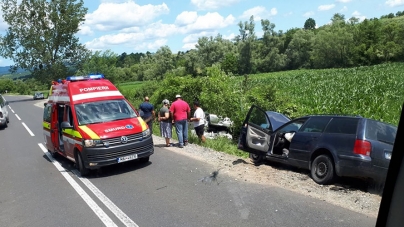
[170,95,191,148]
[139,96,155,134]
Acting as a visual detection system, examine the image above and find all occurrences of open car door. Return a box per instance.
[238,105,274,155]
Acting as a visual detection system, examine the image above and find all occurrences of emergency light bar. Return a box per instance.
[66,74,105,81]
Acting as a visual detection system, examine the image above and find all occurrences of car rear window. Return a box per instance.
[365,120,397,145]
[324,118,359,134]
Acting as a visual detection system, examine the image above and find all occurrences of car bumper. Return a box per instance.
[81,136,154,169]
[336,155,387,182]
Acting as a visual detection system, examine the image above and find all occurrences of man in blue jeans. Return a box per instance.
[169,95,191,148]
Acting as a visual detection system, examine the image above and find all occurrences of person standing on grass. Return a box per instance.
[190,100,206,143]
[158,99,172,147]
[169,94,191,148]
[139,96,155,134]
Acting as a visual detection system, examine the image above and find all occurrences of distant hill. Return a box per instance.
[0,66,27,76]
[0,66,30,79]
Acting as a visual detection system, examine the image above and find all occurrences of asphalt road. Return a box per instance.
[0,95,377,227]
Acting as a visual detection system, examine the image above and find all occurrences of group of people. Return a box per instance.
[138,94,206,148]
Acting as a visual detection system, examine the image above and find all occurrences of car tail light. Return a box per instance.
[353,139,371,156]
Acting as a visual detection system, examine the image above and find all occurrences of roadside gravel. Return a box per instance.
[153,135,382,218]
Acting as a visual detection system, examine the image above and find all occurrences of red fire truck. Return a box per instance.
[43,74,153,175]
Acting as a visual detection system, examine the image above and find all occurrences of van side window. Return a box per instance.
[43,105,51,122]
[325,118,359,134]
[65,105,74,127]
[300,117,331,133]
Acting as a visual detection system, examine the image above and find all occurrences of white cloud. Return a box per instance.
[183,31,216,43]
[84,10,235,53]
[240,7,277,21]
[222,33,236,40]
[84,22,177,50]
[178,12,235,33]
[83,1,169,33]
[336,0,352,3]
[303,11,315,17]
[175,11,198,26]
[340,6,348,12]
[191,0,240,10]
[182,43,197,50]
[385,0,404,7]
[351,10,366,22]
[133,39,168,51]
[318,4,336,11]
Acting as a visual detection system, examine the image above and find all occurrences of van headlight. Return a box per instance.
[83,139,102,147]
[142,128,150,137]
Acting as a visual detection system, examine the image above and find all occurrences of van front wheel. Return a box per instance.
[76,152,89,176]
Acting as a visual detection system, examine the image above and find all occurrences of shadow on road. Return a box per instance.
[42,153,152,178]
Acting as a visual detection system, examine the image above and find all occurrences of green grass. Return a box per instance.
[151,121,248,158]
[116,81,144,91]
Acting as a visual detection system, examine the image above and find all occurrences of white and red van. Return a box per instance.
[43,74,153,175]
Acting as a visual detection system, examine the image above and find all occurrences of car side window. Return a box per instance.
[365,120,397,145]
[324,118,359,134]
[278,119,307,133]
[248,106,271,129]
[300,117,330,133]
[43,105,51,122]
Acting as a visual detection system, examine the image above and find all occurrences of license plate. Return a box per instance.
[117,154,138,163]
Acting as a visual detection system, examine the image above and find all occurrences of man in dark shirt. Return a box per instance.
[139,96,155,134]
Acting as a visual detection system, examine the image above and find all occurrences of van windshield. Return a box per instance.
[75,99,138,125]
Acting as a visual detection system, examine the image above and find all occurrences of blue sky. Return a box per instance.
[0,0,403,66]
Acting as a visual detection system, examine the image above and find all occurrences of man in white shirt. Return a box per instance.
[189,100,206,143]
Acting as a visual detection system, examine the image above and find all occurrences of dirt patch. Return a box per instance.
[153,135,381,218]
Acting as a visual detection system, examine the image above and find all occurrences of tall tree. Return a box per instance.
[253,19,286,72]
[236,15,256,75]
[304,18,316,30]
[0,0,89,83]
[77,50,118,82]
[285,29,314,69]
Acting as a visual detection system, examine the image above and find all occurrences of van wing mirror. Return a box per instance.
[61,121,73,129]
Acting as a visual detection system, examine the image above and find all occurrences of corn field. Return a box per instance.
[253,63,404,125]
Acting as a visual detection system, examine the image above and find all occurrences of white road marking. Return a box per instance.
[22,122,34,136]
[10,108,14,113]
[72,169,139,227]
[15,114,21,121]
[38,143,118,227]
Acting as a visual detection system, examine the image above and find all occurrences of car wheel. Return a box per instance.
[139,156,150,163]
[76,151,89,176]
[311,154,335,185]
[250,153,264,165]
[4,120,7,128]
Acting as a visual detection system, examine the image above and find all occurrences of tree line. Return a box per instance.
[97,12,404,83]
